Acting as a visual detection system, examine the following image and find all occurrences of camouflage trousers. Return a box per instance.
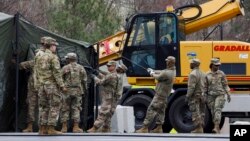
[60,88,83,123]
[206,94,225,124]
[26,88,38,122]
[143,95,167,126]
[38,84,62,126]
[93,92,118,129]
[188,95,205,126]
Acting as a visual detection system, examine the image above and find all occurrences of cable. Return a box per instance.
[174,4,202,22]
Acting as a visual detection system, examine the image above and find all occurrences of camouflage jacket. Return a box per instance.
[153,66,176,98]
[34,49,64,88]
[187,67,205,97]
[97,71,119,94]
[62,62,87,93]
[204,70,229,96]
[20,60,35,90]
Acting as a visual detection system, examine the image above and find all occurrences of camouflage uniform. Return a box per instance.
[136,56,176,133]
[21,37,47,132]
[204,58,230,133]
[186,59,205,133]
[35,47,64,127]
[20,60,37,132]
[60,53,87,132]
[101,64,127,131]
[87,60,119,132]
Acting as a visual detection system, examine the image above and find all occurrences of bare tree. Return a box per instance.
[0,0,50,28]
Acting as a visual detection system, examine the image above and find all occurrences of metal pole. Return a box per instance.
[15,12,20,132]
[95,44,100,119]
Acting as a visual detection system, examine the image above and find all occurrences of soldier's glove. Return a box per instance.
[147,68,153,73]
[93,76,100,84]
[19,63,27,70]
[227,94,231,103]
[150,71,155,76]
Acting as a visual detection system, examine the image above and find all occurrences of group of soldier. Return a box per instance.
[186,58,231,134]
[20,36,127,135]
[20,36,231,135]
[135,56,231,134]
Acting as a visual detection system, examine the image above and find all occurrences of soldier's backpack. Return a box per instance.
[69,64,81,87]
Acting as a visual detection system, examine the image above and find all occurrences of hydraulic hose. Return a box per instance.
[174,4,202,22]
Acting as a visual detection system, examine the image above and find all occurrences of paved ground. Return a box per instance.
[0,133,229,141]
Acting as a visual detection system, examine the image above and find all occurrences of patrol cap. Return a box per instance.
[40,36,48,44]
[211,58,221,65]
[189,58,200,65]
[165,56,176,62]
[117,64,128,71]
[45,37,59,46]
[107,60,116,66]
[67,52,77,59]
[64,55,68,59]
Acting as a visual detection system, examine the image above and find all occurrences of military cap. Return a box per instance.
[67,52,77,59]
[45,37,59,46]
[165,56,176,62]
[117,64,128,71]
[40,36,48,44]
[107,60,116,66]
[211,58,221,65]
[189,58,200,64]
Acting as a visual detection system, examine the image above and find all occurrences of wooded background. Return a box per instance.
[1,0,249,43]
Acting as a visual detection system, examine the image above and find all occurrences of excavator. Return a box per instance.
[94,0,249,133]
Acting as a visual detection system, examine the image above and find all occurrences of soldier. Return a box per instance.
[20,36,47,132]
[60,52,87,133]
[115,64,128,100]
[64,55,69,65]
[87,60,119,133]
[185,58,206,133]
[204,58,231,134]
[136,56,176,133]
[34,37,67,135]
[100,63,128,132]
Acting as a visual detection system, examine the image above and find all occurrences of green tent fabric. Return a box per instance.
[0,12,97,132]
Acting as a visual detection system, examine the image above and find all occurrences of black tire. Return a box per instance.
[123,94,154,130]
[169,95,211,133]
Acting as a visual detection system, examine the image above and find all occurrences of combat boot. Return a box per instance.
[101,126,111,133]
[150,124,163,133]
[61,122,67,133]
[87,125,99,133]
[212,123,220,134]
[47,125,62,135]
[135,125,148,133]
[73,122,83,133]
[39,125,47,135]
[23,122,33,132]
[191,125,204,133]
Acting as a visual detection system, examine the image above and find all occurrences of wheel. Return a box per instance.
[123,94,154,130]
[169,95,211,133]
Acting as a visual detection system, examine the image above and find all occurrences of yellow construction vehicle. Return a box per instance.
[94,0,249,133]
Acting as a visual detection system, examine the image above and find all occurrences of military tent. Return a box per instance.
[0,12,97,132]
